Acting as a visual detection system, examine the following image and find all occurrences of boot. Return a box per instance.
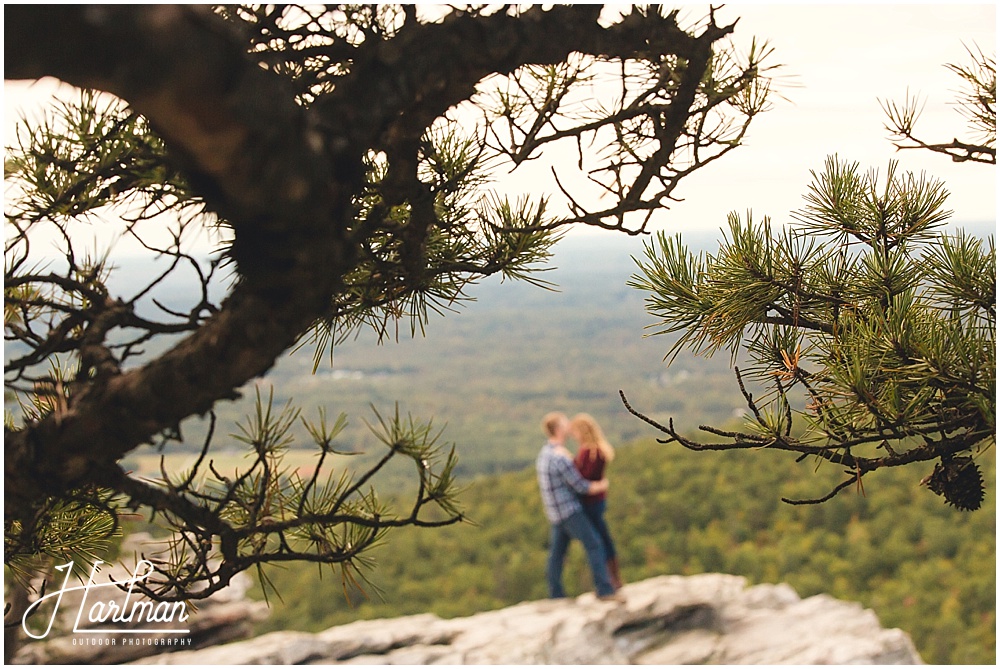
[607,557,624,591]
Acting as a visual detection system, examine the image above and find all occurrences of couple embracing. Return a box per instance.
[536,412,624,602]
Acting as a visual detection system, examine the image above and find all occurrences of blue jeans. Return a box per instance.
[583,499,617,560]
[546,509,615,598]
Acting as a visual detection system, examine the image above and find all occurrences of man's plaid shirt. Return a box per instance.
[536,442,592,524]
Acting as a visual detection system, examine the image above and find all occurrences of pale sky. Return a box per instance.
[657,3,997,233]
[4,3,996,257]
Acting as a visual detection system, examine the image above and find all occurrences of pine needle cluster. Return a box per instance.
[628,156,994,508]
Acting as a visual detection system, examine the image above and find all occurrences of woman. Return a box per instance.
[570,413,622,590]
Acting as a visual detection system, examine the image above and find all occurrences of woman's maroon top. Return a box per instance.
[574,447,607,504]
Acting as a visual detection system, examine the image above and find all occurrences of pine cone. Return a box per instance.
[922,456,985,511]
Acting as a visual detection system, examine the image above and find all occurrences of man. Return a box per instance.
[536,412,623,601]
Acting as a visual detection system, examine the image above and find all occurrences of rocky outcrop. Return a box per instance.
[135,574,923,665]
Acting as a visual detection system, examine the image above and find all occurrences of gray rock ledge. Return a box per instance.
[135,573,922,665]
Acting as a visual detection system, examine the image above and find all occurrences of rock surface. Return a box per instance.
[135,574,923,665]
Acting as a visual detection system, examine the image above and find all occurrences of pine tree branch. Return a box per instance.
[620,382,993,506]
[891,137,996,164]
[5,5,363,522]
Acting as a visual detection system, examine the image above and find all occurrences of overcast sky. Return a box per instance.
[4,3,996,256]
[655,3,996,234]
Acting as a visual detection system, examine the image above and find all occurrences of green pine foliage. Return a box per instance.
[249,439,995,665]
[628,156,995,509]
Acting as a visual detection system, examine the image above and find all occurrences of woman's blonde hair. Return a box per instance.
[571,413,614,462]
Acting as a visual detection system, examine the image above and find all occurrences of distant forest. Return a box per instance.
[114,224,995,482]
[119,231,752,479]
